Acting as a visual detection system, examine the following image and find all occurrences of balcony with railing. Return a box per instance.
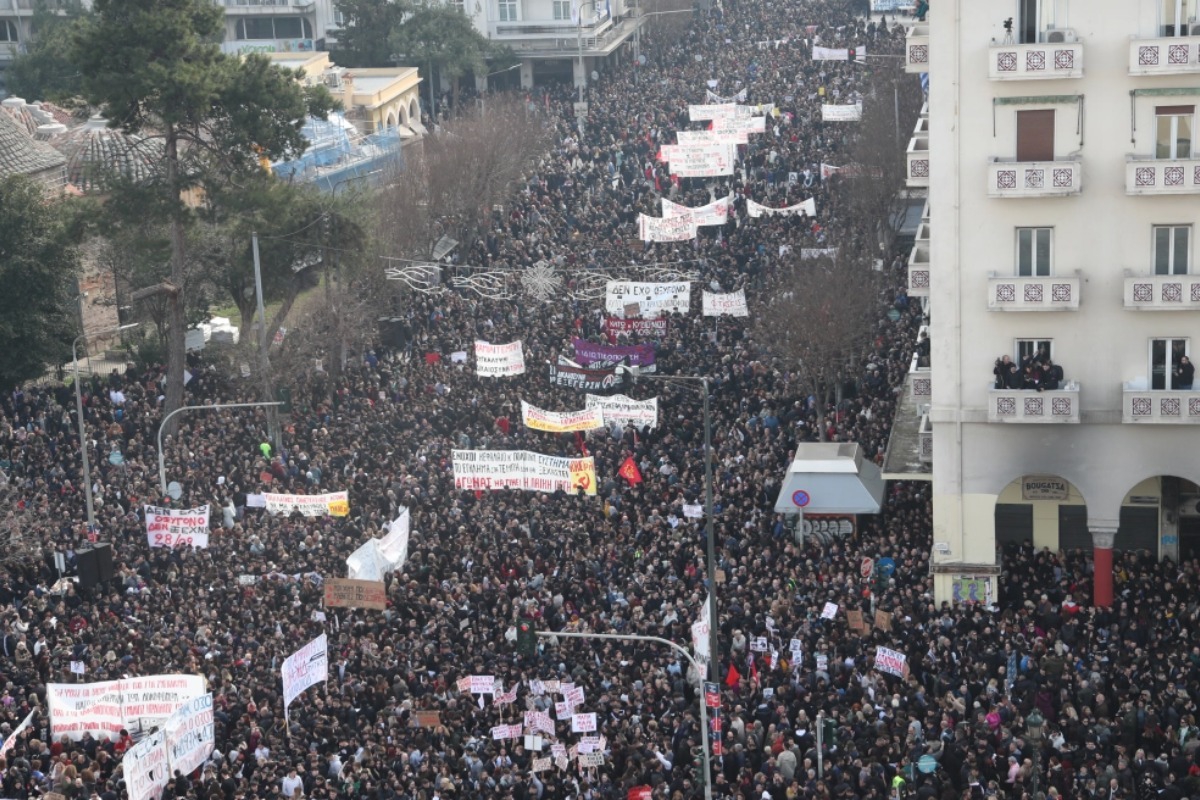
[1125,156,1200,195]
[1123,386,1200,423]
[905,24,929,73]
[909,354,931,405]
[1129,35,1200,76]
[988,158,1081,198]
[988,36,1084,80]
[907,241,930,297]
[1124,273,1200,309]
[987,273,1081,311]
[988,384,1081,423]
[918,414,932,464]
[219,0,315,12]
[906,134,929,188]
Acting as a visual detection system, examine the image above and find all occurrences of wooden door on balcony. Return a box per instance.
[1016,110,1055,163]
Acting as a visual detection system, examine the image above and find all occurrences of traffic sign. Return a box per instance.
[791,490,811,508]
[860,557,874,580]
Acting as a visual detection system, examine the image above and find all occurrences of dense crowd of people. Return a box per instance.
[1,2,1197,800]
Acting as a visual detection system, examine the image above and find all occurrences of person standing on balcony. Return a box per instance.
[1174,356,1194,390]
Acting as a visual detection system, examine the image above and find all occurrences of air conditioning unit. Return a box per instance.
[1179,497,1200,518]
[1191,23,1200,35]
[1046,28,1077,43]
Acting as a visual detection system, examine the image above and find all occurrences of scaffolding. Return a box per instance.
[272,112,406,190]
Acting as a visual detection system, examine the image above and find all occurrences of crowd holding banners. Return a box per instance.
[571,338,656,370]
[821,102,864,122]
[604,281,692,316]
[746,196,818,218]
[143,504,210,549]
[520,401,606,434]
[451,450,598,495]
[584,393,660,429]
[281,633,328,722]
[702,289,750,318]
[473,339,526,377]
[5,2,1192,799]
[262,490,350,517]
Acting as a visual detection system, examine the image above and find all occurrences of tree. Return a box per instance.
[406,95,554,245]
[0,177,80,388]
[71,0,335,431]
[390,4,493,108]
[331,0,407,68]
[6,0,90,102]
[751,252,883,441]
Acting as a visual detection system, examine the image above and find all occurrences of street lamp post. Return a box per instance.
[536,630,713,800]
[157,402,284,495]
[616,366,720,683]
[73,323,139,533]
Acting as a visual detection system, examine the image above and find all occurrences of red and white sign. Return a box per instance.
[469,675,498,695]
[875,646,907,677]
[282,634,328,721]
[48,675,206,741]
[571,713,598,733]
[144,505,209,549]
[475,340,526,377]
[165,693,215,777]
[860,557,874,580]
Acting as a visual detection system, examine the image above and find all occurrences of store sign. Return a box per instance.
[1021,475,1068,501]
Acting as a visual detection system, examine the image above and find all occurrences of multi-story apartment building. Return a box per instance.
[905,0,1200,607]
[0,0,638,96]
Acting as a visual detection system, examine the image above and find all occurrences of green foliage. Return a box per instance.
[390,4,491,84]
[6,0,90,102]
[331,0,408,68]
[0,179,80,388]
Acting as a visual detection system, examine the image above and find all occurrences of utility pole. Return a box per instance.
[251,232,281,450]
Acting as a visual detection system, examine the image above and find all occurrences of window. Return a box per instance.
[498,0,518,22]
[1018,0,1060,43]
[1162,0,1198,36]
[333,9,348,27]
[1154,225,1191,275]
[1151,338,1190,390]
[552,0,571,20]
[236,17,313,39]
[1155,107,1193,160]
[1016,228,1052,276]
[0,21,18,42]
[1016,339,1053,366]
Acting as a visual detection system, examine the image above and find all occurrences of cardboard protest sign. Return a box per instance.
[875,609,893,631]
[324,578,387,610]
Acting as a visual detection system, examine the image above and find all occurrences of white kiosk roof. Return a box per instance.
[773,442,885,515]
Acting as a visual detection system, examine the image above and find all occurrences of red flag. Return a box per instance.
[749,656,759,684]
[575,431,589,456]
[618,457,643,485]
[724,662,741,688]
[628,788,652,800]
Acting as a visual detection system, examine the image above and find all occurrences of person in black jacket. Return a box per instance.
[1041,360,1064,391]
[1174,356,1194,390]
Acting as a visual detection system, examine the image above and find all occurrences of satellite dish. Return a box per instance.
[167,481,183,501]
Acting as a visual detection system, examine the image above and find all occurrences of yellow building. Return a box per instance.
[264,53,423,135]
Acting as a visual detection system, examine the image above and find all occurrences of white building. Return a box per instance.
[908,0,1200,607]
